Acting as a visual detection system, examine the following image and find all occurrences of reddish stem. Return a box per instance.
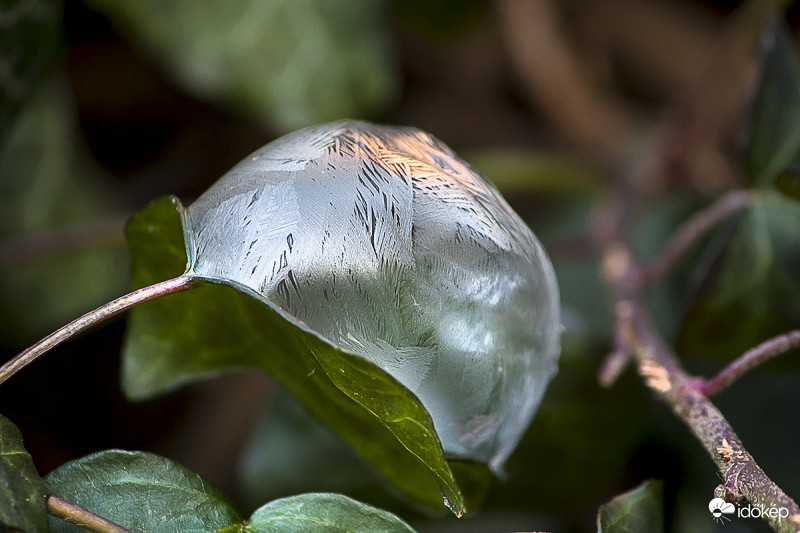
[699,330,800,397]
[0,275,195,386]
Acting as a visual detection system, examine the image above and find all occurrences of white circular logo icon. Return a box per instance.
[709,497,736,523]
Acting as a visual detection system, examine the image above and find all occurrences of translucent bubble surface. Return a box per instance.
[186,120,561,471]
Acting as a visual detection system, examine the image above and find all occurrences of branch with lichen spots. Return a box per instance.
[599,203,800,533]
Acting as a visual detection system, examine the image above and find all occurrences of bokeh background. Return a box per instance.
[2,1,800,531]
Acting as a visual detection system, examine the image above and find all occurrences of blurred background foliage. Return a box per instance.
[1,0,799,531]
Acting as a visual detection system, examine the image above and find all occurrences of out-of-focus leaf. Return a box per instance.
[123,197,463,514]
[0,0,62,144]
[775,170,800,201]
[0,414,47,533]
[678,191,800,358]
[682,19,800,358]
[246,493,416,533]
[466,149,603,196]
[390,0,487,39]
[0,79,128,340]
[46,450,242,532]
[596,480,664,533]
[747,19,800,191]
[238,387,374,510]
[86,0,397,132]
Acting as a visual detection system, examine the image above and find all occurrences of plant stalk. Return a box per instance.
[700,330,800,397]
[601,224,800,533]
[0,275,195,386]
[47,496,132,533]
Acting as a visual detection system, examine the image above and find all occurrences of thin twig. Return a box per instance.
[598,349,629,388]
[47,496,132,533]
[0,275,195,385]
[699,330,800,397]
[590,1,800,529]
[601,237,800,532]
[643,189,757,284]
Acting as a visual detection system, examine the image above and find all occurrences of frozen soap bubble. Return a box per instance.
[186,120,561,472]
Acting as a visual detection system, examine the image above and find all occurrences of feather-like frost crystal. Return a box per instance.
[186,120,561,471]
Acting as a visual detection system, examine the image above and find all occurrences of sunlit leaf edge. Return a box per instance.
[122,196,465,514]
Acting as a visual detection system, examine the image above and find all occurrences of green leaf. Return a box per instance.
[45,450,242,532]
[0,414,48,533]
[86,0,397,131]
[245,493,416,533]
[123,197,464,514]
[596,480,664,533]
[677,191,800,359]
[0,0,62,145]
[747,18,800,189]
[685,19,800,356]
[775,170,800,201]
[390,0,486,39]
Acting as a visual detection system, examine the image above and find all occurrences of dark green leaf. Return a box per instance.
[0,0,62,144]
[123,197,464,514]
[684,19,800,355]
[775,169,800,201]
[45,450,242,532]
[246,493,416,533]
[678,191,800,358]
[747,18,800,189]
[597,480,664,533]
[0,414,48,533]
[390,0,486,39]
[86,0,397,131]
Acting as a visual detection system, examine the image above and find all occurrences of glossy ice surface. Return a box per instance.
[186,120,561,470]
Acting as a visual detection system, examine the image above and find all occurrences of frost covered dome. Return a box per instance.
[186,120,561,471]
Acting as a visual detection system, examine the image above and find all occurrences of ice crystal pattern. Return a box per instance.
[186,120,561,471]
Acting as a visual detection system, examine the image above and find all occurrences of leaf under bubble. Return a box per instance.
[123,120,561,515]
[184,121,560,472]
[123,196,464,514]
